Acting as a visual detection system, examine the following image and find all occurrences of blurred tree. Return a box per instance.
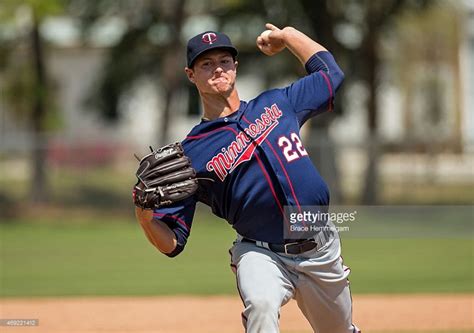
[70,0,187,145]
[307,0,433,204]
[0,0,65,203]
[351,0,443,204]
[391,3,463,151]
[356,0,410,204]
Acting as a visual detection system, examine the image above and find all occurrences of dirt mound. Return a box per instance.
[1,294,472,332]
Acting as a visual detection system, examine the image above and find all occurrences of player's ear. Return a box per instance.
[185,67,195,84]
[234,61,238,73]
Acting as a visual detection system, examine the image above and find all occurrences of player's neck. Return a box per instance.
[201,89,240,121]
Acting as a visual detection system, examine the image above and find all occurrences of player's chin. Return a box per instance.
[213,83,232,93]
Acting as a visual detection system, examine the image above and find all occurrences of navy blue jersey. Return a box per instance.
[153,51,344,257]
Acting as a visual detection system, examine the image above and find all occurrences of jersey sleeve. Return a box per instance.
[152,196,197,257]
[283,51,345,126]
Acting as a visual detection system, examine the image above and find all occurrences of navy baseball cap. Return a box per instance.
[186,31,238,67]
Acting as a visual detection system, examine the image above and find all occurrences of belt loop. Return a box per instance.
[256,240,270,250]
[314,232,321,251]
[315,229,327,251]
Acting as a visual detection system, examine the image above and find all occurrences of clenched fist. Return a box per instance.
[256,23,287,56]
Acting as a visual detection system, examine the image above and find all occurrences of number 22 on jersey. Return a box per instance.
[278,132,308,162]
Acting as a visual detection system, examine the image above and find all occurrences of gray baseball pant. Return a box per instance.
[229,231,360,333]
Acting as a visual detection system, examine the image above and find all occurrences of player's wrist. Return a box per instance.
[280,26,296,46]
[135,207,154,224]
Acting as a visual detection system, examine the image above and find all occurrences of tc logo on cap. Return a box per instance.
[202,32,217,45]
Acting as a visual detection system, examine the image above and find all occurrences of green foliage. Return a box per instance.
[0,0,65,20]
[2,55,36,118]
[395,2,462,63]
[2,58,62,130]
[0,0,65,130]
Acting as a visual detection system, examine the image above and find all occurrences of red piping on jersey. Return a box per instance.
[153,212,189,231]
[320,71,333,112]
[266,141,302,213]
[242,115,302,214]
[253,151,286,219]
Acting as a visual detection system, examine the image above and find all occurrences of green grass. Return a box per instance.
[0,212,236,297]
[339,206,474,293]
[342,238,473,293]
[0,208,473,297]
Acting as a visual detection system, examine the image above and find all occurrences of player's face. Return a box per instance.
[185,49,238,95]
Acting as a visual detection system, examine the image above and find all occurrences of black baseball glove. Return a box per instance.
[133,142,198,209]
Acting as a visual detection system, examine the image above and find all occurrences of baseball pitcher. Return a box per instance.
[133,23,360,333]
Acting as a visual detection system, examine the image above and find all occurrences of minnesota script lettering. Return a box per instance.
[206,103,283,181]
